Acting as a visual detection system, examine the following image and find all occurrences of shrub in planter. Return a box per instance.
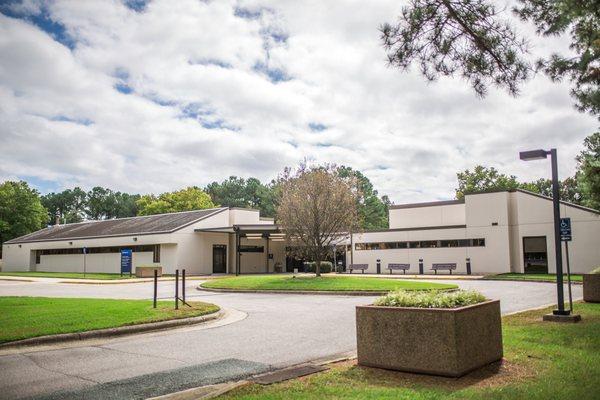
[356,290,503,377]
[305,261,333,273]
[135,265,162,278]
[583,267,600,303]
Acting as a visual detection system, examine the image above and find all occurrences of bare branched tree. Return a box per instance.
[276,164,360,277]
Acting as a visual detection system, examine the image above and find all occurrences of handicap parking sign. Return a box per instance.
[560,218,571,241]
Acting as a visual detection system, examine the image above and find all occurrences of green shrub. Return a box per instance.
[305,261,333,273]
[373,289,486,308]
[590,267,600,274]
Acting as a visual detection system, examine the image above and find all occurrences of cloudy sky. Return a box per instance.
[0,0,597,204]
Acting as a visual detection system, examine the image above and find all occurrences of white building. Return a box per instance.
[1,207,288,275]
[345,190,600,275]
[2,189,599,276]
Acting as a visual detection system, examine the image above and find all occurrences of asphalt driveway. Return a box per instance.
[0,278,582,399]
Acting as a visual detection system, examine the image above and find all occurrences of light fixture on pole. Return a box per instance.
[519,148,581,322]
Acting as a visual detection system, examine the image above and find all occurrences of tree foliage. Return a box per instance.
[0,181,48,246]
[381,0,530,97]
[456,165,585,205]
[42,187,140,223]
[137,187,215,216]
[576,131,600,209]
[205,176,276,217]
[514,0,600,115]
[276,165,360,276]
[381,0,599,116]
[336,166,390,229]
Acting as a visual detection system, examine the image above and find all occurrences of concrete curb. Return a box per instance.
[0,309,224,349]
[197,286,389,296]
[482,278,583,285]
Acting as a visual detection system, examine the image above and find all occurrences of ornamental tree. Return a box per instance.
[276,164,360,276]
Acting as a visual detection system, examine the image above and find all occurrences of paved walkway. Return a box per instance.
[0,278,582,399]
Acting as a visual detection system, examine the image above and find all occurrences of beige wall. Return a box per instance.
[389,203,465,229]
[509,191,600,274]
[347,225,510,275]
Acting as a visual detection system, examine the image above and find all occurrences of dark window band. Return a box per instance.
[355,238,485,250]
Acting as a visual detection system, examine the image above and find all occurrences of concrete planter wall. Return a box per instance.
[135,266,162,278]
[583,274,600,303]
[356,300,503,377]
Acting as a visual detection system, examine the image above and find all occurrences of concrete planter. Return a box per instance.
[356,300,503,377]
[583,274,600,303]
[135,266,162,278]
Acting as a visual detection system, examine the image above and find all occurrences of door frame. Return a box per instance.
[522,236,548,274]
[212,244,227,274]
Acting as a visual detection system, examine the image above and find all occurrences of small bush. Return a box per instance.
[305,261,333,273]
[590,267,600,274]
[374,289,486,308]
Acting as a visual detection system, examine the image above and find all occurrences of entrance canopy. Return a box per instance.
[195,224,285,275]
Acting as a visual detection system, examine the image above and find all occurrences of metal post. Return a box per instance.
[350,232,354,266]
[550,149,567,315]
[175,269,179,310]
[466,258,471,275]
[235,230,241,276]
[182,269,186,305]
[419,259,424,275]
[83,248,87,278]
[265,235,269,273]
[376,259,381,274]
[565,241,573,312]
[153,269,157,309]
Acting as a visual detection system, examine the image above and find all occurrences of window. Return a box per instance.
[35,244,161,259]
[355,238,485,250]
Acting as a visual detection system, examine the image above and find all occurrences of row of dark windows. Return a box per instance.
[35,245,160,263]
[355,238,485,251]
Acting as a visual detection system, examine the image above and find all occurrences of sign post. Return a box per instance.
[120,248,132,277]
[560,218,573,312]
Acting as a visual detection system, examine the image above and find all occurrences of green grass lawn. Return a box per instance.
[0,297,219,343]
[201,275,456,292]
[0,271,137,280]
[483,273,583,283]
[221,302,600,400]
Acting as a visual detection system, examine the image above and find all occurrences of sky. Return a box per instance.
[0,0,597,204]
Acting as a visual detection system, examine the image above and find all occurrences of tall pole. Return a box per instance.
[550,149,567,315]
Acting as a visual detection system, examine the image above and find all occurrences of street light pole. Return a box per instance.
[549,149,567,315]
[519,148,569,316]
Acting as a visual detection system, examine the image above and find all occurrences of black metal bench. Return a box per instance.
[431,263,457,274]
[349,264,368,274]
[388,263,410,274]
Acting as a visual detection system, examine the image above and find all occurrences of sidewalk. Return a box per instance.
[0,275,213,285]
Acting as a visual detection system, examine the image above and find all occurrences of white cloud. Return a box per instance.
[0,0,597,203]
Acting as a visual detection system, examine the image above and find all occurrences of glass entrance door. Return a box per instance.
[213,244,227,273]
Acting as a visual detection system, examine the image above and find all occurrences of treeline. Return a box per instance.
[0,166,391,247]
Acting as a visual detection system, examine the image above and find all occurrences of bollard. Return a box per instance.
[466,258,472,275]
[376,259,381,274]
[182,269,186,305]
[419,259,424,275]
[153,269,158,309]
[175,269,179,310]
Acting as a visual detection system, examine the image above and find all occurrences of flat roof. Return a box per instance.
[196,224,282,234]
[5,208,228,244]
[389,189,599,215]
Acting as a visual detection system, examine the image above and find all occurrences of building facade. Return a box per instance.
[2,207,287,275]
[345,190,600,275]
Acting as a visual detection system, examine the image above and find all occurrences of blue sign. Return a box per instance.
[120,249,133,274]
[560,218,572,241]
